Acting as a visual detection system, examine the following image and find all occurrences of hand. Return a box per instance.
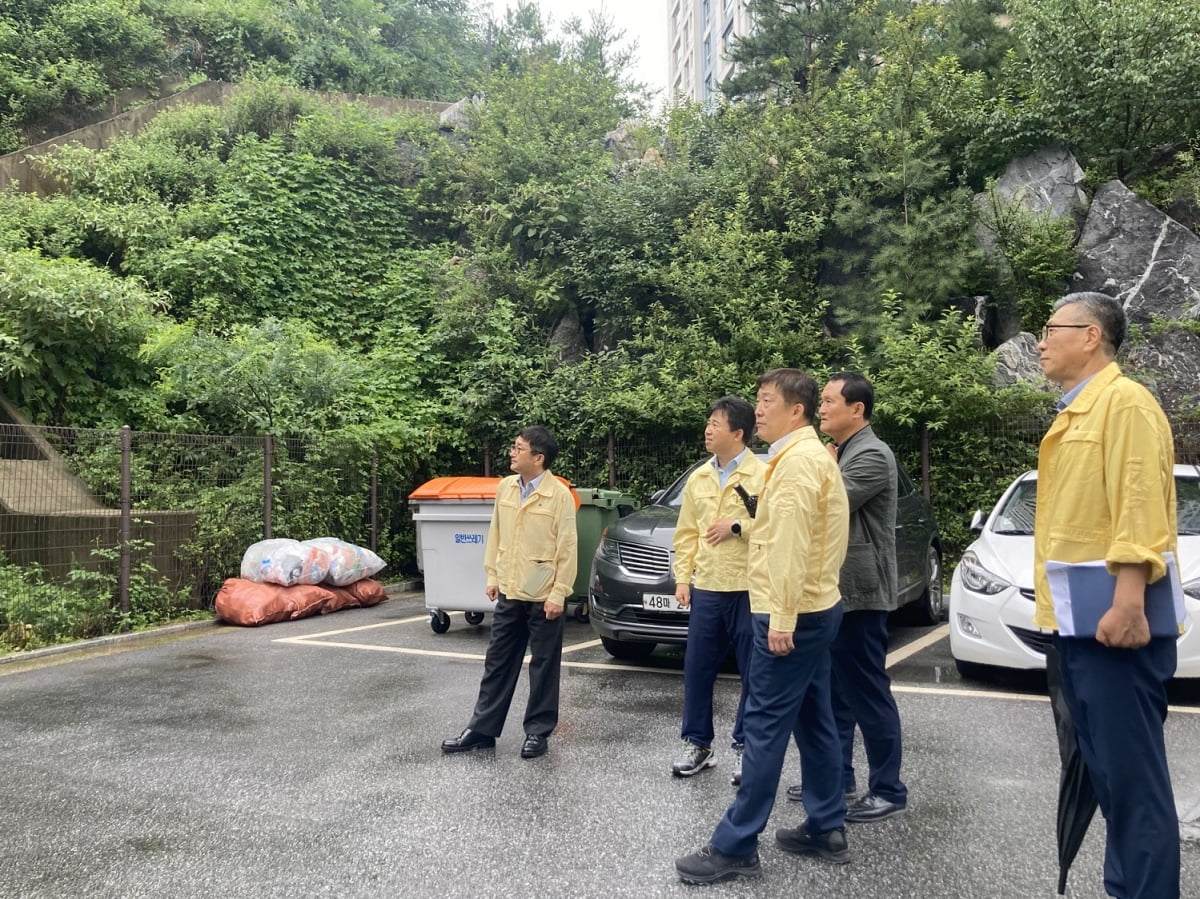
[485,586,499,602]
[543,600,564,621]
[1096,562,1152,649]
[704,519,737,545]
[1096,604,1150,649]
[767,627,794,656]
[675,584,691,609]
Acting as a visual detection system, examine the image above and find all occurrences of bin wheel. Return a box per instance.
[430,611,451,634]
[572,600,589,623]
[464,611,485,626]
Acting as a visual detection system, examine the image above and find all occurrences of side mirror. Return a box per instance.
[968,510,985,534]
[649,489,666,505]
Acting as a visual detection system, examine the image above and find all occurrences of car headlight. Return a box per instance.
[958,550,1011,595]
[597,533,619,562]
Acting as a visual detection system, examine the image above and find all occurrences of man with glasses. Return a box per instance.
[1035,292,1179,898]
[441,426,578,759]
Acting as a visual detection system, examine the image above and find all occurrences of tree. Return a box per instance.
[1008,0,1200,180]
[0,248,162,425]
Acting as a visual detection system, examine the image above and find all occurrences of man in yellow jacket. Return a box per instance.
[1034,292,1178,898]
[441,426,578,760]
[676,368,850,884]
[671,396,765,783]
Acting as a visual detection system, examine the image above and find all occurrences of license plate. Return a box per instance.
[642,592,686,612]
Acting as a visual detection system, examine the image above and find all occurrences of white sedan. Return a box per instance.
[949,465,1200,679]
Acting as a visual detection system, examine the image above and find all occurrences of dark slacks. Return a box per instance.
[710,604,844,858]
[830,609,907,802]
[467,594,564,739]
[681,588,755,749]
[1056,634,1179,899]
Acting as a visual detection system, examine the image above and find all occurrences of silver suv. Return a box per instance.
[588,455,943,659]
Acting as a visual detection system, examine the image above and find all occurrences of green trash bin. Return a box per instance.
[571,487,641,619]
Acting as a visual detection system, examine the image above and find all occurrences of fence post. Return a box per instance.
[369,449,379,553]
[483,440,492,477]
[607,433,616,489]
[118,425,132,620]
[263,433,273,539]
[920,424,931,501]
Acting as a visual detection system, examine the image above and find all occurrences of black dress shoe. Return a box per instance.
[441,728,495,753]
[844,792,907,823]
[786,783,857,802]
[520,734,548,759]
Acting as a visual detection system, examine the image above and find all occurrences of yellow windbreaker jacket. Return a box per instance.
[672,452,767,592]
[484,472,578,607]
[1033,362,1177,630]
[748,427,849,632]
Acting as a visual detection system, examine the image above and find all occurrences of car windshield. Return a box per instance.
[654,461,703,509]
[990,474,1200,536]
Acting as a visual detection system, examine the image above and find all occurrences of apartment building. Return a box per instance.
[667,0,753,102]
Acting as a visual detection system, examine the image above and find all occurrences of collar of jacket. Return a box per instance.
[764,427,817,483]
[1056,361,1122,418]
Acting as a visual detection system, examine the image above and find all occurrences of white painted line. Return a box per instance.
[562,638,602,655]
[886,624,950,667]
[272,614,429,643]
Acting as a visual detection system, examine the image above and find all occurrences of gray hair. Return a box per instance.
[1054,292,1126,354]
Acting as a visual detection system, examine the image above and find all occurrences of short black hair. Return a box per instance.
[707,395,755,446]
[1054,291,1126,354]
[757,368,819,424]
[827,372,875,421]
[518,425,558,469]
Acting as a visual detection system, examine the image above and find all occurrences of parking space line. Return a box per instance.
[886,624,949,667]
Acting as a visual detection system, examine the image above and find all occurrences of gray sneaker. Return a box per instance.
[730,743,744,786]
[672,741,716,777]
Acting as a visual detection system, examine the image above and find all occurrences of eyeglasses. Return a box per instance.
[1041,323,1093,341]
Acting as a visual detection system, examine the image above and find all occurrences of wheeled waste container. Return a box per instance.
[409,475,591,633]
[571,488,641,621]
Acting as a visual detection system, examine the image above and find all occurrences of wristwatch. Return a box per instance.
[731,521,742,537]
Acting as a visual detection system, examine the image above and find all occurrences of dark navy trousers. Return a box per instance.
[680,588,755,749]
[711,604,845,857]
[829,609,907,802]
[468,595,564,739]
[1055,634,1179,899]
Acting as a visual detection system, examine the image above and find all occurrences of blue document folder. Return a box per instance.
[1045,553,1185,638]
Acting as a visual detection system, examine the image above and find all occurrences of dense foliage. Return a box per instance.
[3,0,1200,645]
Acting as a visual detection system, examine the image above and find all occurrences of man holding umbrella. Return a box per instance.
[1034,291,1179,898]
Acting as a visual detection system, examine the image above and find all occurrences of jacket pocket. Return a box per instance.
[520,562,556,598]
[840,543,882,598]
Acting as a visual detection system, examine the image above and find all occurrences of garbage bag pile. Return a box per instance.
[216,538,388,626]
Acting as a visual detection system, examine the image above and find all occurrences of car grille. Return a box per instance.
[616,541,671,578]
[1009,625,1051,657]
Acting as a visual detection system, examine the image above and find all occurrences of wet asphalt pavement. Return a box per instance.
[2,591,1200,899]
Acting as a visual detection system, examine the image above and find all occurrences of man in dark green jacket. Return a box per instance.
[811,372,907,822]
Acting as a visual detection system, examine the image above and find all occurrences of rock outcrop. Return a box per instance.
[1073,180,1200,324]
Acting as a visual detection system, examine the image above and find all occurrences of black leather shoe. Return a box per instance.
[786,783,857,802]
[844,792,907,823]
[675,843,762,884]
[441,728,495,753]
[520,734,548,759]
[775,821,850,864]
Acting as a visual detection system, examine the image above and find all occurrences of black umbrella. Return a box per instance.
[1045,642,1100,895]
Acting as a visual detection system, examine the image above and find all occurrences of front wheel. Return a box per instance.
[464,611,485,626]
[906,546,944,625]
[600,636,656,660]
[430,610,451,634]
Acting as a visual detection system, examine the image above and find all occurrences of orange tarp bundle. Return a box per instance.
[215,577,387,627]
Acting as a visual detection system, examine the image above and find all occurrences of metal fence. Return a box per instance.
[1,413,1198,645]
